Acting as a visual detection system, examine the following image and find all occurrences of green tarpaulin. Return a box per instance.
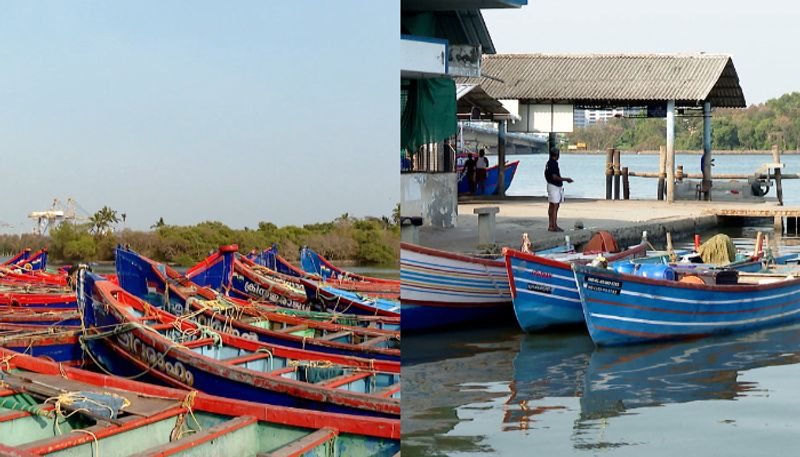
[400,12,457,154]
[401,78,457,153]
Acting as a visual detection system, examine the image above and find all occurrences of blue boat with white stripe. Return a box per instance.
[574,262,800,346]
[504,240,648,332]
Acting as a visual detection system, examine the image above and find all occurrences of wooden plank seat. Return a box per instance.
[1,373,178,418]
[258,427,338,457]
[376,383,401,398]
[18,407,186,454]
[127,415,258,457]
[318,330,352,341]
[180,338,218,349]
[359,335,391,347]
[223,352,274,366]
[265,366,296,376]
[277,324,307,334]
[319,372,371,389]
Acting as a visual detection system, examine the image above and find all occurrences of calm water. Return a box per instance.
[403,228,800,456]
[502,153,800,205]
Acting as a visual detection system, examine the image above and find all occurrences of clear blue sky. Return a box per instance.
[485,0,800,105]
[0,1,398,233]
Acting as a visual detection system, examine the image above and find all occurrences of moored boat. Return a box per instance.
[504,235,648,332]
[573,262,800,346]
[298,277,401,318]
[0,324,85,364]
[0,349,400,454]
[78,271,401,418]
[401,243,512,331]
[457,159,520,196]
[299,247,399,288]
[116,246,401,361]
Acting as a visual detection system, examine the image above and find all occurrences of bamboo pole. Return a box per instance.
[613,149,621,200]
[605,148,614,200]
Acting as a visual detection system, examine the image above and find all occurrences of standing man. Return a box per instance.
[475,149,489,195]
[544,148,573,232]
[464,153,477,194]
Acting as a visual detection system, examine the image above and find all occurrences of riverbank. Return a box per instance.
[419,197,791,254]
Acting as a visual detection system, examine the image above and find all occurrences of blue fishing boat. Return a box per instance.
[574,262,800,346]
[115,246,401,362]
[298,277,401,318]
[457,160,520,196]
[503,238,648,332]
[253,244,307,277]
[78,271,400,418]
[0,324,84,364]
[298,247,400,295]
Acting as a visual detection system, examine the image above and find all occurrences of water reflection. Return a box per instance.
[507,322,800,448]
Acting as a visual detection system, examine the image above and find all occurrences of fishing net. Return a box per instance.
[698,234,737,265]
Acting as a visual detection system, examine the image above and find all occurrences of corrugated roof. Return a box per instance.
[456,84,512,120]
[461,53,746,108]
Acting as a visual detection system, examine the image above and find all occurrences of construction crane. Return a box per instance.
[27,198,88,235]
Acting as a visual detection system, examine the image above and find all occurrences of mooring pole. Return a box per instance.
[613,149,621,200]
[605,147,614,200]
[666,100,676,203]
[657,145,666,200]
[702,101,712,200]
[497,120,507,196]
[622,167,630,200]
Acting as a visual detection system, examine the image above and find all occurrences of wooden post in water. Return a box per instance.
[613,149,621,200]
[773,145,783,206]
[622,167,630,200]
[496,120,507,197]
[702,101,713,200]
[605,148,614,200]
[657,145,667,200]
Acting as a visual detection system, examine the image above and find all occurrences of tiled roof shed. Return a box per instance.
[461,53,746,108]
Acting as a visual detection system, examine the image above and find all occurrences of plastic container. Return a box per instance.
[612,262,638,275]
[635,264,676,281]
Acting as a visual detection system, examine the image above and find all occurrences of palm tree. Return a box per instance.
[90,206,120,235]
[151,217,166,230]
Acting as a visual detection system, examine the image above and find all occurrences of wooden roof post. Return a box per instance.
[702,101,712,200]
[496,120,507,196]
[666,100,676,203]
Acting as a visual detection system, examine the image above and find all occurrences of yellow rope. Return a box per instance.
[71,429,100,457]
[171,390,202,441]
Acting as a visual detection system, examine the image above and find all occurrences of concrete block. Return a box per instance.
[473,206,499,246]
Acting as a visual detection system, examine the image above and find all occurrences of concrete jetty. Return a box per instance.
[419,197,795,254]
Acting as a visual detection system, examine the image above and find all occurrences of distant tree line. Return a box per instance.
[567,92,800,151]
[0,207,401,267]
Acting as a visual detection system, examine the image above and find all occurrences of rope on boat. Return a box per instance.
[255,348,274,372]
[170,390,202,441]
[70,429,100,457]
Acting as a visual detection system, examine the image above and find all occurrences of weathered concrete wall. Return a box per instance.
[401,173,458,228]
